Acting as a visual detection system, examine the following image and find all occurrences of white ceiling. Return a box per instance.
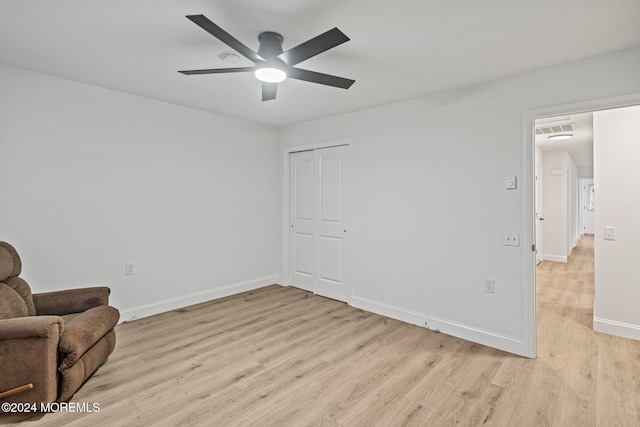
[1,1,639,127]
[535,112,594,168]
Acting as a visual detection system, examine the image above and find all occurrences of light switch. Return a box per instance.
[125,263,135,275]
[484,279,495,293]
[604,227,616,241]
[505,176,517,190]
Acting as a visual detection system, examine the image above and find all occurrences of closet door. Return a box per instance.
[290,150,315,292]
[313,145,352,302]
[289,145,352,302]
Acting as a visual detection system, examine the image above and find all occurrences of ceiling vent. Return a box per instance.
[536,123,575,135]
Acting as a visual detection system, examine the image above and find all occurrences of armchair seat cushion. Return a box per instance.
[58,305,120,370]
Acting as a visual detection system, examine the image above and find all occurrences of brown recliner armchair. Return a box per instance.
[0,242,119,405]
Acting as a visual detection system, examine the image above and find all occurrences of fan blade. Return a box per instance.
[278,28,349,66]
[262,83,278,101]
[287,67,355,89]
[186,15,264,63]
[178,67,255,75]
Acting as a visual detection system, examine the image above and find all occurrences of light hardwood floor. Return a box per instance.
[3,235,639,426]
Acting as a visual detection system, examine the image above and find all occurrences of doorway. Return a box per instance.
[524,93,640,358]
[287,143,353,303]
[533,112,593,365]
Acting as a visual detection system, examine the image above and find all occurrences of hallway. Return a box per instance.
[536,235,640,425]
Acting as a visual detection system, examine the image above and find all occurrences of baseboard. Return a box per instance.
[350,296,528,357]
[119,276,277,323]
[594,317,640,341]
[542,254,567,263]
[571,237,579,250]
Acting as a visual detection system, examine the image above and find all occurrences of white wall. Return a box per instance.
[278,48,640,356]
[578,166,594,178]
[593,104,640,340]
[0,64,279,321]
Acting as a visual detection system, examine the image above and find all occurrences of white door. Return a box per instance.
[290,150,315,292]
[314,146,352,302]
[581,179,594,234]
[535,164,543,264]
[289,145,352,302]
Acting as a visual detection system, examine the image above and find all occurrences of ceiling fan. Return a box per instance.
[179,15,356,101]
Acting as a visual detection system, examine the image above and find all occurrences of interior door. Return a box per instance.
[290,150,315,292]
[289,145,352,302]
[313,145,352,302]
[535,164,543,264]
[581,179,594,234]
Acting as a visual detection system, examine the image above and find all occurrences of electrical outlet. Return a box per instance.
[484,279,495,293]
[503,232,520,246]
[125,263,135,276]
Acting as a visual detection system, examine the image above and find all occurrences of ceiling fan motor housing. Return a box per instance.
[257,31,288,72]
[257,32,284,59]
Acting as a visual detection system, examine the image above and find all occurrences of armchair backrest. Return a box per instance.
[0,242,37,318]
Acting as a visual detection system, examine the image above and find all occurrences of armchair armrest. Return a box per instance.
[0,316,63,340]
[0,316,63,405]
[33,286,111,315]
[59,305,120,370]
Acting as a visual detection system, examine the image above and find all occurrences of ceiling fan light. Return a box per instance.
[549,133,573,140]
[548,134,573,140]
[255,67,286,83]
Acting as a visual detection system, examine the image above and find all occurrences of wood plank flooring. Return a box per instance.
[3,235,640,426]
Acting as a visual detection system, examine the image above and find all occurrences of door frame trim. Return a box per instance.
[281,139,353,293]
[522,92,640,358]
[534,159,542,265]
